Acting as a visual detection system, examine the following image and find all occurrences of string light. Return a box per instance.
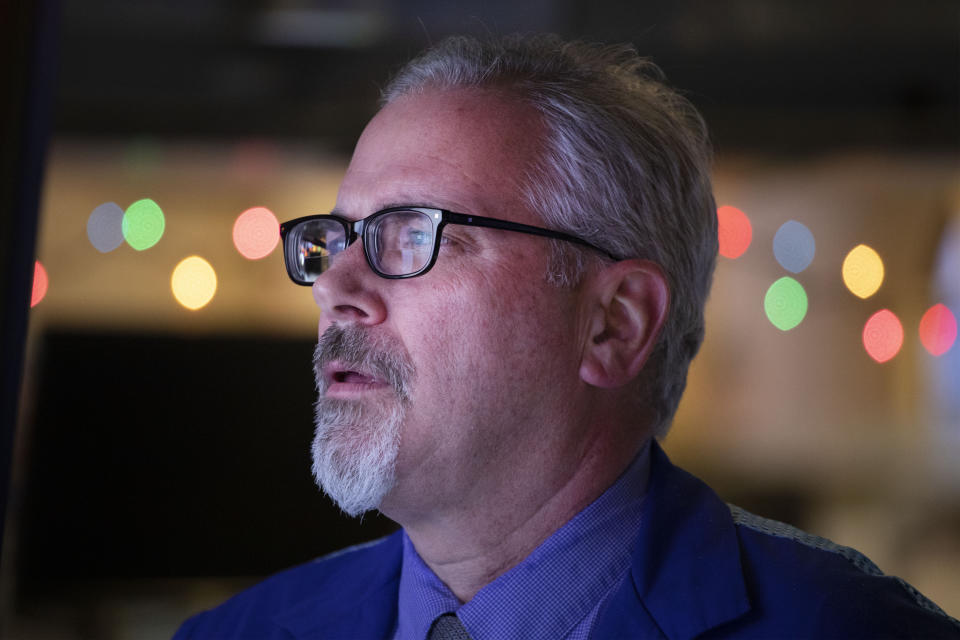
[863,309,903,363]
[87,202,125,253]
[122,198,165,251]
[919,304,957,357]
[717,205,752,259]
[31,261,48,307]
[233,207,280,260]
[773,220,816,273]
[764,277,808,331]
[842,244,884,299]
[171,256,217,310]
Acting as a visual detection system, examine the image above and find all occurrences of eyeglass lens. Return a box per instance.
[368,210,434,276]
[291,219,347,282]
[289,209,436,281]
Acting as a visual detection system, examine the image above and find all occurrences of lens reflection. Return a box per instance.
[298,220,346,281]
[369,210,433,276]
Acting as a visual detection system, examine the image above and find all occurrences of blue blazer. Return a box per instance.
[176,442,960,639]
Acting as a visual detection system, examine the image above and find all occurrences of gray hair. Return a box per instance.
[382,34,717,436]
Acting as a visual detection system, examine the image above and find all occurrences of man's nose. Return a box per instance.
[311,241,387,326]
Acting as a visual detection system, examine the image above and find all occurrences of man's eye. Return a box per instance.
[406,229,431,247]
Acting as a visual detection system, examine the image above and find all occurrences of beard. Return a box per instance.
[311,325,414,517]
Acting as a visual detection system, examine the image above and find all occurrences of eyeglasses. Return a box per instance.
[279,206,616,284]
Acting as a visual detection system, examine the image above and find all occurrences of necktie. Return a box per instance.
[427,613,472,640]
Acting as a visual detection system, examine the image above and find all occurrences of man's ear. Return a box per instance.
[579,259,669,389]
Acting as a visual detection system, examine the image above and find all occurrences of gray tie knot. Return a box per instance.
[427,613,473,640]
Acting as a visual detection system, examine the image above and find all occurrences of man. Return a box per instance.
[177,34,959,639]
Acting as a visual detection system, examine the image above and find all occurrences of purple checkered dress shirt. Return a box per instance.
[392,441,651,640]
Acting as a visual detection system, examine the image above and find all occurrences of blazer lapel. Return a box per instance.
[274,532,403,640]
[593,441,751,640]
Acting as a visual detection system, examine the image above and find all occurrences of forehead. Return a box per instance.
[336,88,545,221]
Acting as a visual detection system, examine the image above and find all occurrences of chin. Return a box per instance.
[311,397,403,517]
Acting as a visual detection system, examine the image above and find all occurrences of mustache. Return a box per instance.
[313,324,415,401]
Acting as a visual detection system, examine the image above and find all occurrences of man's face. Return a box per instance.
[311,89,589,522]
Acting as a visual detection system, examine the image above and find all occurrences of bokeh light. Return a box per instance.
[764,276,808,331]
[86,202,125,253]
[919,303,957,357]
[842,244,884,299]
[863,309,903,363]
[171,256,217,310]
[122,198,165,250]
[773,220,816,273]
[717,205,752,259]
[31,261,48,307]
[232,207,280,260]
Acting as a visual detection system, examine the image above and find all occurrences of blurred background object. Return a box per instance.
[2,0,958,638]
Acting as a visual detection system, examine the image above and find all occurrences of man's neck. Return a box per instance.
[399,434,649,602]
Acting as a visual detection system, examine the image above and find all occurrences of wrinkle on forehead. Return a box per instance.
[336,88,545,223]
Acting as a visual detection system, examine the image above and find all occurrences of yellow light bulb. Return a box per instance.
[171,256,217,310]
[842,244,884,299]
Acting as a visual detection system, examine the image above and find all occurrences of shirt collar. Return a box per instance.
[395,533,462,640]
[395,441,652,640]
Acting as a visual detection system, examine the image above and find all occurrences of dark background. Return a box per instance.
[17,331,397,593]
[54,0,958,152]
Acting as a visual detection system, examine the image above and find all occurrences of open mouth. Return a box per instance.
[332,370,378,385]
[321,362,387,394]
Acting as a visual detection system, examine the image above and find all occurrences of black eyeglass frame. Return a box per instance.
[279,206,617,284]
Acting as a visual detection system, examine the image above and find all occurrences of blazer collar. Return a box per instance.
[594,440,751,640]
